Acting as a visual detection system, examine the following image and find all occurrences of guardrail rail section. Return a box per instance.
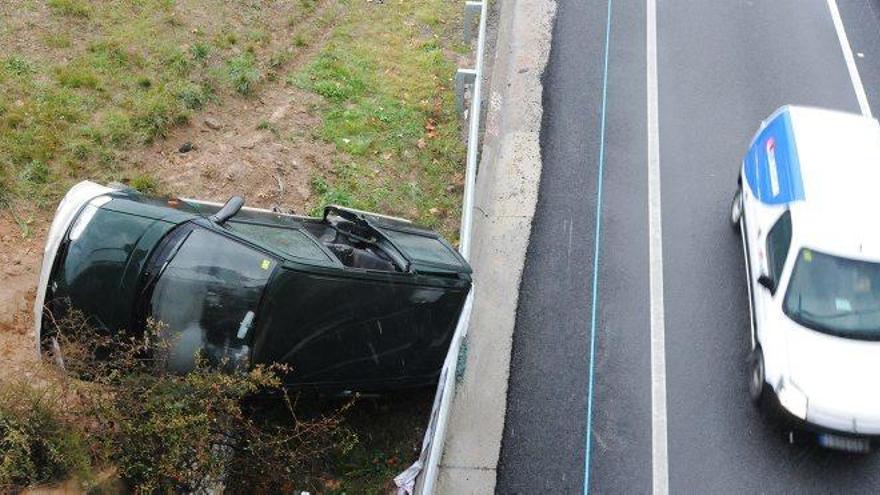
[393,1,489,494]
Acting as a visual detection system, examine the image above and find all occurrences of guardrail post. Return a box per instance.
[455,68,477,115]
[464,1,483,43]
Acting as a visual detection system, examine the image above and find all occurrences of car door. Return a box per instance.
[740,178,776,344]
[741,107,802,346]
[750,210,792,346]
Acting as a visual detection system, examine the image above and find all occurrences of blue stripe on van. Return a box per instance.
[744,109,805,205]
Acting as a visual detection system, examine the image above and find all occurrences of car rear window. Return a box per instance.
[383,229,463,267]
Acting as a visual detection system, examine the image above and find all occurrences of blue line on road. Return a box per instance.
[584,0,613,493]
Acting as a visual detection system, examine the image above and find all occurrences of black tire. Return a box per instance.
[730,187,743,230]
[749,348,767,404]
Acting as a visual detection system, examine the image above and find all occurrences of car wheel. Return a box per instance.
[730,188,743,230]
[748,348,767,404]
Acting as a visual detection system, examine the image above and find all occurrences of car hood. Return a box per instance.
[42,191,184,342]
[34,181,117,352]
[785,320,880,432]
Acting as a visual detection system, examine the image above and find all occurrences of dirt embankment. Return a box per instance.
[0,214,44,374]
[126,85,334,213]
[122,0,343,212]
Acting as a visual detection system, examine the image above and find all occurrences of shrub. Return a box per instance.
[225,53,261,96]
[129,173,158,194]
[175,82,210,110]
[190,42,211,62]
[293,34,310,48]
[0,382,92,490]
[130,91,190,143]
[10,312,359,493]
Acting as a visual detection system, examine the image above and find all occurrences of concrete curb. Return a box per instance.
[435,0,556,492]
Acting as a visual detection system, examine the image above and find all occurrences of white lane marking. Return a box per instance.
[646,0,669,494]
[827,0,873,117]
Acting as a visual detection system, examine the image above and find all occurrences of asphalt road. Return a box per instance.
[498,0,880,493]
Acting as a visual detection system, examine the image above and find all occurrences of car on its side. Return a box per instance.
[35,181,472,391]
[731,105,880,453]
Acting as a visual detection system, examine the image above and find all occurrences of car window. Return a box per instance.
[150,227,276,371]
[766,210,792,286]
[228,221,330,263]
[383,229,463,267]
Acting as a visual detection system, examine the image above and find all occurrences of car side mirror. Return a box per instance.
[758,274,774,291]
[210,196,244,225]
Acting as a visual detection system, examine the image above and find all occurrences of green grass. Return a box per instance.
[290,390,433,494]
[190,42,211,62]
[319,390,433,494]
[55,64,101,90]
[174,81,212,110]
[292,0,466,238]
[246,29,270,46]
[225,52,261,96]
[4,56,36,76]
[294,33,310,47]
[47,0,92,18]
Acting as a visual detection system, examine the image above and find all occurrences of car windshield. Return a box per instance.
[783,248,880,339]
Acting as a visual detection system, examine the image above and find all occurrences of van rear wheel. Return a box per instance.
[730,188,743,230]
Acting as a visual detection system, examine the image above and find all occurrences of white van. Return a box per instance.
[731,105,880,453]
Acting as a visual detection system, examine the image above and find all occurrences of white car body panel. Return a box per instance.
[33,180,116,354]
[739,106,880,435]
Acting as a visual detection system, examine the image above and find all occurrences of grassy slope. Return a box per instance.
[0,0,326,206]
[294,0,466,239]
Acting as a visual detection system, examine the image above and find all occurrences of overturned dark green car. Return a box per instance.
[35,181,472,390]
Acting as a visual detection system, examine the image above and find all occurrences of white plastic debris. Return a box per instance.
[393,460,423,495]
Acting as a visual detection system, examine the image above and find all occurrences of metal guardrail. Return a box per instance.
[405,0,489,493]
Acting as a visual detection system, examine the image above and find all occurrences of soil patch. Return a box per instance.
[0,212,46,377]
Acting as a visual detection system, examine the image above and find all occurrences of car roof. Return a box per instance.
[780,106,880,259]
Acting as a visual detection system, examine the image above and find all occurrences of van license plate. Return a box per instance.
[817,433,870,453]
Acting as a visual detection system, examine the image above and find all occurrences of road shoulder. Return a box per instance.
[435,0,556,492]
